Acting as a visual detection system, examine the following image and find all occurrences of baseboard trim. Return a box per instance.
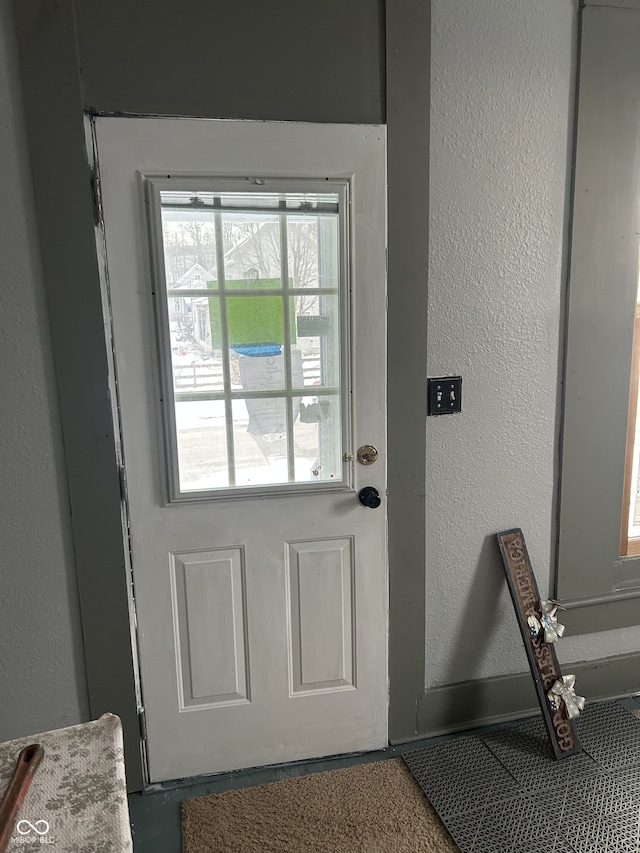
[409,651,640,741]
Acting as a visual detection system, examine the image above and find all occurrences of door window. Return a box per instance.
[144,180,350,499]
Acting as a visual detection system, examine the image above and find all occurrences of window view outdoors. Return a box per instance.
[622,258,640,555]
[155,188,346,496]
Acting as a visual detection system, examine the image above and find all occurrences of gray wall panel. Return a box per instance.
[0,0,89,742]
[386,0,430,741]
[416,651,640,739]
[14,0,142,789]
[557,4,640,605]
[75,0,385,124]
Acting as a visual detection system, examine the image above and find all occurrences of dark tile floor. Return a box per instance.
[128,695,640,853]
[404,700,640,853]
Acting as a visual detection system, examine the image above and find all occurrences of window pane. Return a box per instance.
[169,296,223,393]
[295,294,340,389]
[295,394,342,482]
[222,213,282,284]
[176,400,229,491]
[624,302,640,549]
[233,397,290,486]
[161,203,218,289]
[238,347,296,395]
[225,294,285,356]
[288,208,339,289]
[628,420,640,538]
[155,184,346,496]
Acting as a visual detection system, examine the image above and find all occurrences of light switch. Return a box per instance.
[427,376,462,415]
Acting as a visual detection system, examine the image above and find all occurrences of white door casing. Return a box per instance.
[94,117,387,783]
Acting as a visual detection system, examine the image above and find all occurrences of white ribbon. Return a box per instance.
[527,600,565,644]
[547,675,586,720]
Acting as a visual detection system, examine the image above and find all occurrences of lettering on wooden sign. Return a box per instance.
[497,528,582,759]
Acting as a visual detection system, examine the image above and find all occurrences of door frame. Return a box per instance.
[13,0,429,791]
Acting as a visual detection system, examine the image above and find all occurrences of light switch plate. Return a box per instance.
[427,376,462,415]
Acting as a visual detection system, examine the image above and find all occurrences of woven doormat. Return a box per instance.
[182,758,459,853]
[404,701,640,853]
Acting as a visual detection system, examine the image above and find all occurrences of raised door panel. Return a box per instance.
[170,548,249,708]
[287,538,355,694]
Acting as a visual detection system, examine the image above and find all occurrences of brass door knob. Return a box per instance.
[357,445,378,465]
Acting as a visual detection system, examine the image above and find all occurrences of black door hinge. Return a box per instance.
[138,709,147,741]
[118,465,129,503]
[90,168,102,226]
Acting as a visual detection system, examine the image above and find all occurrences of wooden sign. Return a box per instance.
[497,528,582,759]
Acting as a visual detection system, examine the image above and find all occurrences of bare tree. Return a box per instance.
[163,216,324,321]
[222,219,320,316]
[162,220,217,285]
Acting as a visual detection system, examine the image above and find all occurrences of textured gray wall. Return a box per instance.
[426,0,640,690]
[0,0,89,738]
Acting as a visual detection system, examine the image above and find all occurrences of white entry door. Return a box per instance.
[93,117,387,783]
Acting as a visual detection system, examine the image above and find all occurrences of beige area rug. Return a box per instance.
[182,757,459,853]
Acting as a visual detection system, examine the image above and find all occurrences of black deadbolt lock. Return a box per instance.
[358,486,381,509]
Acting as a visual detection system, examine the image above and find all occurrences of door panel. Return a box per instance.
[287,537,355,692]
[171,548,249,706]
[94,117,387,782]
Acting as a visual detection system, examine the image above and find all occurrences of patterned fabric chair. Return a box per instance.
[0,714,132,852]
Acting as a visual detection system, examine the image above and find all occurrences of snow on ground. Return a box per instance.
[181,456,317,491]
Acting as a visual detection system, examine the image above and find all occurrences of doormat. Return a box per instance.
[182,758,459,853]
[403,701,640,853]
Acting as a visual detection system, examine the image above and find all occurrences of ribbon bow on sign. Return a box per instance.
[527,600,566,644]
[547,675,586,720]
